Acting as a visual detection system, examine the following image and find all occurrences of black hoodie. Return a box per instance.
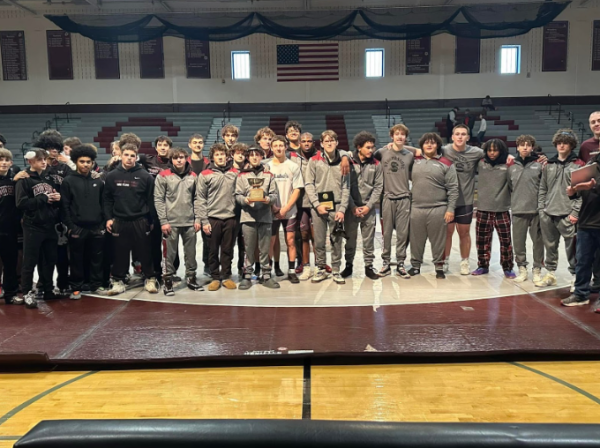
[15,169,60,230]
[46,160,73,190]
[0,165,22,234]
[103,163,155,222]
[61,171,105,230]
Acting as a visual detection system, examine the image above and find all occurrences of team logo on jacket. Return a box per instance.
[32,183,54,196]
[0,185,14,198]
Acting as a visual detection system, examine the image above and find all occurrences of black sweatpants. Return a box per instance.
[202,231,210,271]
[111,218,154,281]
[0,232,19,297]
[22,226,58,295]
[56,244,69,290]
[102,231,113,287]
[208,217,236,280]
[150,213,163,277]
[69,226,104,292]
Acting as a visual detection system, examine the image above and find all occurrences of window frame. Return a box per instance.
[365,48,385,78]
[231,50,251,80]
[500,45,521,75]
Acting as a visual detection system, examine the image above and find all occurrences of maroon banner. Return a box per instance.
[46,30,73,80]
[405,37,430,75]
[455,36,480,74]
[542,21,568,72]
[185,39,210,78]
[0,31,27,81]
[94,41,120,79]
[592,21,600,71]
[139,38,164,79]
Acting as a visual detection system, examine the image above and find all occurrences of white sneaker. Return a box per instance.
[443,260,450,273]
[332,273,345,284]
[532,267,542,284]
[311,269,330,283]
[460,259,470,276]
[534,271,557,287]
[570,274,576,293]
[107,280,126,296]
[298,266,313,281]
[514,266,528,283]
[145,277,159,294]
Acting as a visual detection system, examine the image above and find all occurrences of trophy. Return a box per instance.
[248,177,267,202]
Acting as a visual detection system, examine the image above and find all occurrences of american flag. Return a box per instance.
[277,43,339,82]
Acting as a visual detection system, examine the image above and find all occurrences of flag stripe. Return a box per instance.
[278,77,339,82]
[278,65,338,71]
[277,43,339,82]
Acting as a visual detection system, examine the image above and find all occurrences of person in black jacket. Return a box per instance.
[15,149,61,308]
[104,143,158,296]
[61,145,105,299]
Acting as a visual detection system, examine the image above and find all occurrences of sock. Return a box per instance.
[289,261,295,270]
[254,262,260,272]
[275,261,280,270]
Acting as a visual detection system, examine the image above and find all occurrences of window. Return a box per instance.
[231,51,250,80]
[500,45,521,74]
[365,48,384,78]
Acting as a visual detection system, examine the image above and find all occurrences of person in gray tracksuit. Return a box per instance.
[305,130,350,284]
[536,129,584,288]
[236,147,279,290]
[343,131,383,280]
[154,148,203,295]
[508,135,544,283]
[409,133,458,279]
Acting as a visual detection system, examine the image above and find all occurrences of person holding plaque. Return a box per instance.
[305,130,350,285]
[236,146,279,290]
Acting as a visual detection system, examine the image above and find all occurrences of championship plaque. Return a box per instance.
[248,177,267,202]
[318,191,335,210]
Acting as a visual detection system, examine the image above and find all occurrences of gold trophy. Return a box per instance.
[248,177,267,202]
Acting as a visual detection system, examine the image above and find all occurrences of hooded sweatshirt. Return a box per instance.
[197,162,239,225]
[442,144,485,207]
[15,169,60,231]
[0,165,22,235]
[508,153,543,214]
[46,160,73,190]
[103,163,155,222]
[538,151,584,217]
[348,151,383,211]
[61,171,105,230]
[142,154,171,177]
[476,148,511,212]
[154,162,199,227]
[304,150,350,213]
[569,163,600,229]
[236,164,278,224]
[297,147,317,208]
[411,154,459,213]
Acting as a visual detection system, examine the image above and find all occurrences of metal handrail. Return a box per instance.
[548,94,552,115]
[44,120,52,130]
[31,130,40,142]
[65,101,70,123]
[385,98,391,128]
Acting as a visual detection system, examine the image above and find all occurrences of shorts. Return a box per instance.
[298,208,312,232]
[450,204,474,225]
[272,218,298,235]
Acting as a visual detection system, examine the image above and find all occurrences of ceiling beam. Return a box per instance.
[159,0,172,11]
[3,0,37,15]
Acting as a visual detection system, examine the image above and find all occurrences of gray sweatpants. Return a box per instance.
[242,222,271,279]
[163,226,197,278]
[539,213,576,274]
[382,196,411,265]
[312,207,343,272]
[409,206,447,269]
[344,209,376,267]
[512,213,544,269]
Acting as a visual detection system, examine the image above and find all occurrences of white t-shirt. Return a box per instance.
[267,158,304,219]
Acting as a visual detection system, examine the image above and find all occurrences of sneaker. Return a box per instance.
[535,271,557,287]
[435,270,446,279]
[340,264,353,278]
[203,267,211,276]
[144,277,159,294]
[9,295,24,305]
[44,291,60,300]
[95,287,107,295]
[379,264,391,277]
[324,264,332,274]
[504,270,517,279]
[561,294,589,307]
[288,271,300,284]
[82,283,91,293]
[58,288,71,296]
[514,266,528,283]
[443,260,450,273]
[163,278,175,296]
[34,289,44,301]
[396,264,411,279]
[333,273,345,284]
[222,279,237,290]
[263,277,281,289]
[295,264,304,274]
[311,269,330,283]
[208,280,221,291]
[532,267,543,284]
[471,267,489,276]
[69,291,82,300]
[172,275,182,283]
[23,291,38,309]
[460,259,470,275]
[590,281,600,294]
[274,266,285,277]
[187,277,204,291]
[570,274,576,293]
[407,267,420,277]
[594,299,600,313]
[365,266,380,280]
[299,266,313,281]
[239,278,252,290]
[107,281,126,296]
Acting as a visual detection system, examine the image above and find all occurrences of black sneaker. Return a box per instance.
[590,281,600,294]
[163,277,175,296]
[44,291,60,300]
[288,272,300,284]
[274,266,285,277]
[407,267,421,277]
[561,294,589,307]
[365,266,380,280]
[187,277,204,291]
[82,283,91,293]
[396,265,411,279]
[173,275,182,283]
[435,270,446,279]
[239,278,252,290]
[341,264,353,278]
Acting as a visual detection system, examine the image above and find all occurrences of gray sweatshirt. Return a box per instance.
[305,150,350,213]
[348,151,383,211]
[235,166,278,224]
[154,164,199,227]
[442,144,485,207]
[374,146,413,199]
[476,160,511,212]
[411,155,459,213]
[538,153,584,218]
[508,155,543,214]
[197,163,239,226]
